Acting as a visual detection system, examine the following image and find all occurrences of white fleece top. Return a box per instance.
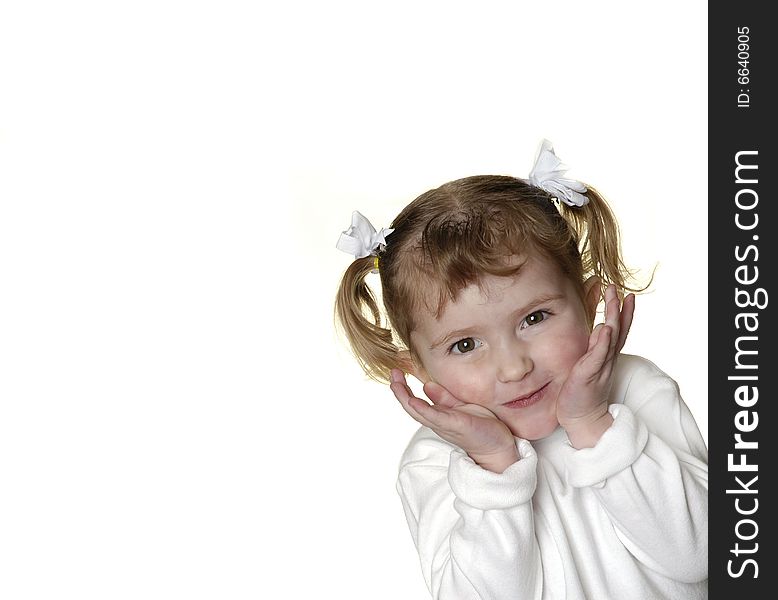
[396,355,708,600]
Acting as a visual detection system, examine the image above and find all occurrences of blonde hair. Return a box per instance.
[335,175,647,383]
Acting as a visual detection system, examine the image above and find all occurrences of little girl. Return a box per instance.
[334,141,708,600]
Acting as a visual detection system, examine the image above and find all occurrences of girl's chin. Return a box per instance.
[509,419,561,441]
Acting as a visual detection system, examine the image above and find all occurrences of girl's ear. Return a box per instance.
[582,276,602,325]
[397,350,431,384]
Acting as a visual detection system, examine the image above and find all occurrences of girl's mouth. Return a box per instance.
[502,383,550,409]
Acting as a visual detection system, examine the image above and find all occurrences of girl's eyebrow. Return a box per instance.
[429,292,565,350]
[509,292,565,320]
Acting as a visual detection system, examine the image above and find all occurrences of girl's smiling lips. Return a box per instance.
[502,382,550,409]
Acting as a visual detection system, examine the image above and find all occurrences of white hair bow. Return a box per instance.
[527,139,589,207]
[336,211,394,260]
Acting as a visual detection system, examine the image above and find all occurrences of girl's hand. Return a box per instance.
[390,370,519,473]
[556,285,636,448]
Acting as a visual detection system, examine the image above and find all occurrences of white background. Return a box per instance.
[1,1,706,598]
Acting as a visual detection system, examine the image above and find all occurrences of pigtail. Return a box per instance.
[334,256,401,383]
[560,186,651,298]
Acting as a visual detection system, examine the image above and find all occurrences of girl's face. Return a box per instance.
[410,253,599,440]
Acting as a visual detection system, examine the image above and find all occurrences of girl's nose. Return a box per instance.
[496,342,532,383]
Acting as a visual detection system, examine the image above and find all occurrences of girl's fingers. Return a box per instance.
[601,286,637,358]
[577,324,612,379]
[591,325,612,367]
[390,368,406,385]
[390,380,435,428]
[390,370,431,423]
[392,369,462,409]
[389,372,412,402]
[423,381,462,409]
[603,285,620,352]
[616,293,635,353]
[407,394,464,434]
[390,371,457,431]
[586,323,605,354]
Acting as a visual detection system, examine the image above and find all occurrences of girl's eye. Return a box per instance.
[450,337,481,355]
[521,310,548,329]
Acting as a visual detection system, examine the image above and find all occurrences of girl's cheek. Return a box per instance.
[566,331,591,361]
[543,329,588,369]
[440,370,484,405]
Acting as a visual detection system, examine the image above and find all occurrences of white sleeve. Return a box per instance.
[397,428,542,600]
[562,358,708,583]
